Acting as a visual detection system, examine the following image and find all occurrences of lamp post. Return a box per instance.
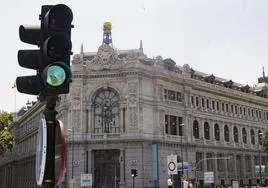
[68,128,74,188]
[179,123,185,175]
[258,132,263,186]
[179,123,185,188]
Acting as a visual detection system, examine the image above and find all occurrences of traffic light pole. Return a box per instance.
[132,176,135,188]
[42,96,58,188]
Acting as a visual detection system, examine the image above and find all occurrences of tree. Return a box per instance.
[0,112,15,155]
[0,112,13,129]
[262,128,268,162]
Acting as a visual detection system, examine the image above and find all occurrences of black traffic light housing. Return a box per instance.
[131,169,137,177]
[16,25,41,95]
[40,4,73,96]
[16,4,73,96]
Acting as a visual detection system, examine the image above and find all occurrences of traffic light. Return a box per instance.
[16,4,73,96]
[16,25,41,95]
[131,169,137,177]
[40,4,73,95]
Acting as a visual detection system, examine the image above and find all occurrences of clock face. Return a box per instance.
[93,88,120,133]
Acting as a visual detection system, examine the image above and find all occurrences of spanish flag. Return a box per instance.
[10,81,16,89]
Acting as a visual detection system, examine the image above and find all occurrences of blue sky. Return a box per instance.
[1,0,268,112]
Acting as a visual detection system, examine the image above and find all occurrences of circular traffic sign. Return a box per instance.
[168,161,176,171]
[36,119,47,186]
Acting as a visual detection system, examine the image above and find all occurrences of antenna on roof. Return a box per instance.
[263,66,266,78]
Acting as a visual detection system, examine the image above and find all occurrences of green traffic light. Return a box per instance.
[46,63,66,87]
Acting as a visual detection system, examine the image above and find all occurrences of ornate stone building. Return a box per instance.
[1,23,268,188]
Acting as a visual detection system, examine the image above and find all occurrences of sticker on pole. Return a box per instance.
[167,155,178,175]
[36,119,47,186]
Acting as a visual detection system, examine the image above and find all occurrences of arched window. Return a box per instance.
[93,88,120,133]
[193,120,199,139]
[242,128,247,144]
[204,122,210,140]
[250,129,255,145]
[214,124,220,141]
[233,126,238,143]
[224,125,229,142]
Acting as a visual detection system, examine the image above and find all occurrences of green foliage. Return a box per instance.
[263,129,268,154]
[0,112,13,130]
[0,112,15,155]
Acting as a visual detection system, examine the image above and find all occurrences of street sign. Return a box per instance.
[167,155,178,175]
[255,165,265,173]
[81,173,92,187]
[36,119,47,186]
[204,172,214,184]
[178,162,189,171]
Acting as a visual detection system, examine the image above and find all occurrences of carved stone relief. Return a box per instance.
[128,83,138,129]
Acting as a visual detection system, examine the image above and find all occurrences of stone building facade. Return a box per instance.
[1,28,268,188]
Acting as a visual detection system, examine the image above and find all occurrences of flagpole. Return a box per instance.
[14,88,17,118]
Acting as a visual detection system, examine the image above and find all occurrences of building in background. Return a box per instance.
[1,23,268,188]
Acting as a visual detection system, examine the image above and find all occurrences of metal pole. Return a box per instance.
[180,124,184,188]
[72,128,74,180]
[195,167,197,188]
[115,163,116,188]
[259,132,263,186]
[181,134,183,175]
[42,96,57,188]
[133,176,135,188]
[259,149,262,185]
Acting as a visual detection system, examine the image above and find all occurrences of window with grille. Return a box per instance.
[193,120,199,139]
[224,125,229,142]
[93,88,120,133]
[214,124,220,141]
[204,122,210,140]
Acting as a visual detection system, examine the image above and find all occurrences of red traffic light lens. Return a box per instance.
[47,4,73,31]
[45,35,72,59]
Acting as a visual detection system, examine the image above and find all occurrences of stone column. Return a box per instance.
[213,152,218,184]
[203,151,207,172]
[223,153,228,178]
[251,154,255,179]
[200,119,204,140]
[119,149,126,188]
[210,120,215,140]
[219,122,225,142]
[229,123,234,143]
[186,115,192,143]
[241,154,246,184]
[120,105,125,133]
[234,154,237,180]
[87,104,92,138]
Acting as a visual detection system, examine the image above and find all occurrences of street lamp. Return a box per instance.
[258,132,263,186]
[68,128,74,187]
[179,123,185,175]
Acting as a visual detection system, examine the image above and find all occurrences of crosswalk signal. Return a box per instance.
[40,4,73,95]
[131,169,137,177]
